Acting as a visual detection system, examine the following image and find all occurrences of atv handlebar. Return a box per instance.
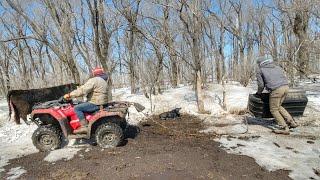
[58,96,72,104]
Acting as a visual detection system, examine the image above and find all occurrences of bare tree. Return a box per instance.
[0,0,318,97]
[113,0,141,94]
[177,0,206,113]
[6,0,81,83]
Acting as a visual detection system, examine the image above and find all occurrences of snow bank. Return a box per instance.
[206,83,255,112]
[6,167,26,180]
[114,84,255,125]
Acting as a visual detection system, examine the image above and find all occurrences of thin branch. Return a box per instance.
[0,36,47,43]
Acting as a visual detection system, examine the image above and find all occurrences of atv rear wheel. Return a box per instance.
[32,125,62,152]
[95,123,123,148]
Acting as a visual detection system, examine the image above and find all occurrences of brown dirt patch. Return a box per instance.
[3,114,290,180]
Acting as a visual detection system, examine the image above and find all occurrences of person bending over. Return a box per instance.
[256,56,298,132]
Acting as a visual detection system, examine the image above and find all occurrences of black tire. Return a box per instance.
[248,90,308,118]
[32,125,62,152]
[95,123,123,148]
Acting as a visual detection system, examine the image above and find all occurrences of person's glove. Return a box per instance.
[63,93,71,100]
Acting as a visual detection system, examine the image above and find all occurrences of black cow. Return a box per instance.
[7,83,77,124]
[159,108,182,120]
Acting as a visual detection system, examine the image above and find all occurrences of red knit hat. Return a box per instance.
[92,67,105,76]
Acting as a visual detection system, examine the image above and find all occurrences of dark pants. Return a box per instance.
[74,102,99,124]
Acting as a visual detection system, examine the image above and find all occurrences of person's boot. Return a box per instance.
[272,125,290,135]
[279,125,290,132]
[74,120,89,134]
[288,119,299,128]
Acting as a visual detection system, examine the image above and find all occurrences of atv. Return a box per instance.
[30,97,144,151]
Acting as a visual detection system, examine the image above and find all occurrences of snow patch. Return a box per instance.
[44,148,81,162]
[0,100,9,127]
[201,115,248,135]
[216,129,320,180]
[6,167,26,180]
[127,106,147,125]
[201,124,247,135]
[0,120,38,173]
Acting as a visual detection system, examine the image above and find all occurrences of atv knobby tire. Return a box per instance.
[95,123,123,148]
[32,125,62,152]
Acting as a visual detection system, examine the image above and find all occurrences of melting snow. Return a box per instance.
[0,104,37,173]
[44,148,81,162]
[216,132,320,180]
[6,167,26,180]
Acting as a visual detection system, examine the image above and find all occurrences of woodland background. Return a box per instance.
[0,0,319,112]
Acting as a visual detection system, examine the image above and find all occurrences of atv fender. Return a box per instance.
[31,109,67,121]
[31,109,71,137]
[87,111,126,136]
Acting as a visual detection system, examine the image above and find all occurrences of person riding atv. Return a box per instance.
[64,67,108,134]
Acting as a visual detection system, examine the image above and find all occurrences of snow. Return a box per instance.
[114,84,255,125]
[6,167,26,180]
[0,100,38,173]
[216,132,320,180]
[0,101,9,127]
[44,147,81,162]
[207,83,254,112]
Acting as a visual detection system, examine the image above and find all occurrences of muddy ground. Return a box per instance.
[3,115,290,180]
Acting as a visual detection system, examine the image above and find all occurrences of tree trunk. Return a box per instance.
[171,57,178,87]
[293,9,310,78]
[271,22,278,62]
[129,24,136,94]
[258,19,265,56]
[195,70,205,112]
[193,32,205,112]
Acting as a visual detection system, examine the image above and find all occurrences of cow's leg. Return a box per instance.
[21,104,32,124]
[13,99,31,124]
[21,116,29,124]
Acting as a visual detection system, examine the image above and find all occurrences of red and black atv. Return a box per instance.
[30,97,144,151]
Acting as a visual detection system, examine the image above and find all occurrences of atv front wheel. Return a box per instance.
[32,125,62,152]
[95,123,123,148]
